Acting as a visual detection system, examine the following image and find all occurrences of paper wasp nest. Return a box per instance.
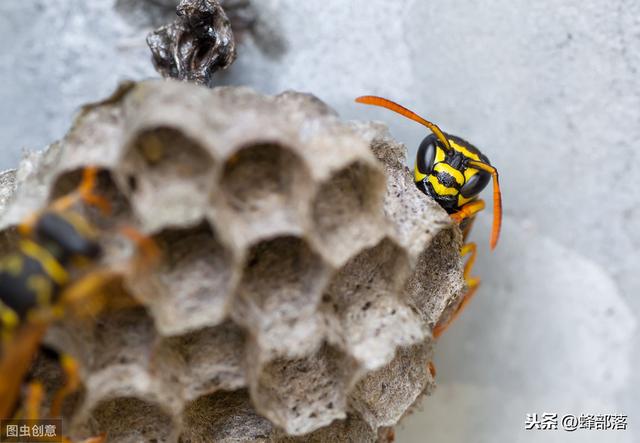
[0,80,464,442]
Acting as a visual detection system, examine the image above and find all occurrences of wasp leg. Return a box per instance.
[23,380,44,420]
[0,323,48,419]
[118,226,161,270]
[50,354,80,417]
[450,199,485,224]
[461,216,476,243]
[51,167,111,215]
[433,242,480,339]
[46,353,104,443]
[427,361,437,379]
[56,269,121,319]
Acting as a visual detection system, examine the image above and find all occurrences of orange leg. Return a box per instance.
[0,323,48,419]
[19,167,112,237]
[450,199,485,224]
[461,216,476,243]
[427,361,437,378]
[24,380,44,420]
[434,242,480,339]
[51,167,111,215]
[118,226,161,270]
[50,354,80,417]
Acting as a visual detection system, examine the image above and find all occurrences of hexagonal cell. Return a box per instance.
[321,238,424,370]
[180,390,274,442]
[250,344,358,436]
[311,161,387,266]
[153,321,247,402]
[278,413,377,443]
[120,126,216,230]
[231,236,330,360]
[89,306,156,372]
[80,396,177,443]
[403,228,465,327]
[143,222,235,335]
[219,143,313,244]
[349,342,434,430]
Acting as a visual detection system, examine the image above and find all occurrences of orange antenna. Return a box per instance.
[467,160,502,249]
[355,96,452,151]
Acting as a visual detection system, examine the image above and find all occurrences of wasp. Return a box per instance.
[355,96,502,338]
[0,167,156,440]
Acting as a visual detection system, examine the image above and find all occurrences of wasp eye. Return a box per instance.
[460,170,490,198]
[416,134,438,174]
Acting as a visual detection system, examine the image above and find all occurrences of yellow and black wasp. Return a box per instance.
[355,96,502,338]
[0,167,156,438]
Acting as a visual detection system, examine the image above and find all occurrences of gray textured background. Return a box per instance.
[1,1,638,442]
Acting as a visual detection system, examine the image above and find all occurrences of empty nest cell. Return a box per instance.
[219,142,313,243]
[180,390,274,443]
[279,414,379,443]
[232,236,330,360]
[349,342,434,430]
[153,321,247,402]
[144,222,235,335]
[250,344,357,436]
[311,161,386,266]
[321,238,424,370]
[88,306,157,372]
[120,126,215,230]
[81,396,176,443]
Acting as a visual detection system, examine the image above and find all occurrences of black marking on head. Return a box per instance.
[423,180,459,214]
[435,171,459,188]
[447,134,491,165]
[446,151,465,169]
[0,255,59,319]
[35,213,101,264]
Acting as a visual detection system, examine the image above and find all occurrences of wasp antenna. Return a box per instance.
[355,95,452,151]
[467,160,502,249]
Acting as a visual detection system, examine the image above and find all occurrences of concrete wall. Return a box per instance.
[1,1,638,441]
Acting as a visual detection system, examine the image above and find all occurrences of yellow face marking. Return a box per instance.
[1,255,25,276]
[60,211,97,238]
[427,175,459,196]
[449,139,481,162]
[0,302,19,329]
[434,163,464,185]
[458,194,474,206]
[27,274,54,307]
[435,145,446,163]
[19,240,69,285]
[464,167,480,181]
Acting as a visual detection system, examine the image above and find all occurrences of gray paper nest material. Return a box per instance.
[0,80,465,442]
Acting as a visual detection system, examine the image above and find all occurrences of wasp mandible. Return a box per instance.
[355,96,502,338]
